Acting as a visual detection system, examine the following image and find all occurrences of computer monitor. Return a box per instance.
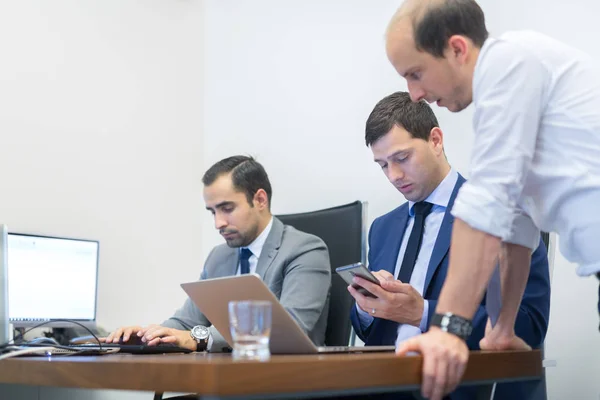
[7,233,99,328]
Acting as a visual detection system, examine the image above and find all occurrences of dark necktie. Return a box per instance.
[397,201,434,283]
[239,248,253,275]
[486,262,502,327]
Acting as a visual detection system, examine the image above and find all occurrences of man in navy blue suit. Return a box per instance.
[348,91,551,400]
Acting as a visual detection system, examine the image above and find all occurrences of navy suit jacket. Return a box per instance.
[350,175,551,399]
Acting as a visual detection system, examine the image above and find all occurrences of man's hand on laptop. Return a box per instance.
[104,325,146,344]
[139,325,197,351]
[349,269,425,327]
[103,325,196,351]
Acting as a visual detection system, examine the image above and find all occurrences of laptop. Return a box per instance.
[180,274,395,354]
[71,342,193,355]
[3,344,120,358]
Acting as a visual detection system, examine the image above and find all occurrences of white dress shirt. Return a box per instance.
[451,30,600,276]
[357,169,459,346]
[235,217,273,275]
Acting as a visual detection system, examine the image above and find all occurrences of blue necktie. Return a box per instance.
[239,248,252,275]
[397,201,433,283]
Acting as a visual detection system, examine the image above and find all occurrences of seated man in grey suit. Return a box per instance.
[105,155,331,351]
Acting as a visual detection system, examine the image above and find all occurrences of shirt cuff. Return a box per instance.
[356,303,374,329]
[419,300,429,332]
[452,183,540,250]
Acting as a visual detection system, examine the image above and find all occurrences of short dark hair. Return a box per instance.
[365,91,439,146]
[202,155,272,207]
[413,0,488,58]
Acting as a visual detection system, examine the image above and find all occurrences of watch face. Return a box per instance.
[191,325,209,340]
[434,313,472,340]
[448,318,471,338]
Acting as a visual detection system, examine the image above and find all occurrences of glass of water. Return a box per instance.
[228,300,272,361]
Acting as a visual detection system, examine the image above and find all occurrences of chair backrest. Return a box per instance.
[276,201,366,346]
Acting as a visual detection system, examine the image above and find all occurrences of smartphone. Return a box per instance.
[335,262,381,298]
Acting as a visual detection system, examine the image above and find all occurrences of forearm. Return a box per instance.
[162,298,211,330]
[436,219,501,319]
[496,242,531,334]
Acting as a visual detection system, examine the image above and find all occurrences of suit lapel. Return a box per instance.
[382,207,410,276]
[423,175,466,293]
[255,217,283,277]
[216,247,239,278]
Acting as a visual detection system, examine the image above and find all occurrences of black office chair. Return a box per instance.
[156,201,368,400]
[276,200,366,346]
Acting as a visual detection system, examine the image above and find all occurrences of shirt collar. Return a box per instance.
[243,217,273,259]
[408,168,458,217]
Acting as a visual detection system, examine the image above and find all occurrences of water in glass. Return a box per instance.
[228,300,271,361]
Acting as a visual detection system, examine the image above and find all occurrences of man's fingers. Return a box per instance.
[420,346,436,399]
[347,285,365,301]
[143,325,161,339]
[353,276,387,298]
[429,357,449,400]
[110,328,123,343]
[372,269,394,282]
[348,285,365,305]
[123,327,136,342]
[144,327,172,343]
[446,356,465,395]
[396,337,420,356]
[444,340,469,396]
[146,337,161,346]
[144,330,162,342]
[137,327,148,337]
[380,279,411,293]
[348,285,375,312]
[160,336,177,344]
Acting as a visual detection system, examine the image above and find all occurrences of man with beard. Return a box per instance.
[105,155,331,352]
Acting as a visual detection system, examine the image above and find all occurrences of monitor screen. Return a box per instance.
[7,233,99,327]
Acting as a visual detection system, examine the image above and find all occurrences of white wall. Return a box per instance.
[201,0,474,253]
[203,1,599,399]
[0,1,597,399]
[0,0,205,335]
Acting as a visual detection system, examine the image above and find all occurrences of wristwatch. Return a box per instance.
[431,312,473,341]
[190,325,211,352]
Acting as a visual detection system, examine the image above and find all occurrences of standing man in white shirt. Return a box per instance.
[383,0,600,399]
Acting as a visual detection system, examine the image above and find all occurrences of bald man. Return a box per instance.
[384,1,600,399]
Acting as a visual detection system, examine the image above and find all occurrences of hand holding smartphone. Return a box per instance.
[335,262,381,298]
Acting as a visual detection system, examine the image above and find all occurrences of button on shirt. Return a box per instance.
[235,218,273,275]
[451,30,600,276]
[357,169,459,345]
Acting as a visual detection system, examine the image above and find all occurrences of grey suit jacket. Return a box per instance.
[162,217,331,348]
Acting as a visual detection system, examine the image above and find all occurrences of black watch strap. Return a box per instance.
[195,339,209,352]
[431,312,473,341]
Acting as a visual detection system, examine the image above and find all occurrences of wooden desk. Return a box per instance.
[0,350,542,399]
